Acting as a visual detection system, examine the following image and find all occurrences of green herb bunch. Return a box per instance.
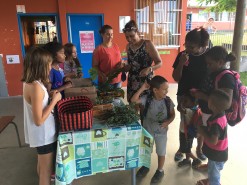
[89,67,98,81]
[106,103,139,125]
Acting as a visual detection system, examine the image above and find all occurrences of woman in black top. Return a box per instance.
[172,28,210,162]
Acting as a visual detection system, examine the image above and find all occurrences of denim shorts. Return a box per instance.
[36,142,57,155]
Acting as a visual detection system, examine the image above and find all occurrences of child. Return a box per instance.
[191,46,235,171]
[176,93,202,168]
[43,42,72,97]
[22,47,62,185]
[196,89,230,185]
[131,75,175,183]
[64,43,82,78]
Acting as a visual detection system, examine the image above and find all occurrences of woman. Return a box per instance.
[122,20,162,102]
[92,25,122,88]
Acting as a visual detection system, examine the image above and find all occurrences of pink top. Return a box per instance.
[93,43,121,84]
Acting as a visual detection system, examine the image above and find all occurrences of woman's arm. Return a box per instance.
[139,40,162,77]
[172,53,188,82]
[145,40,162,71]
[31,82,61,126]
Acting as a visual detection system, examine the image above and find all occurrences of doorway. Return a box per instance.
[17,14,60,56]
[67,14,103,78]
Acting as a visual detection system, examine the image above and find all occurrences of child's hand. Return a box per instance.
[140,81,150,91]
[179,52,189,65]
[160,121,169,129]
[52,91,62,102]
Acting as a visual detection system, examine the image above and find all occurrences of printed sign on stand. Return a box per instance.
[79,31,95,53]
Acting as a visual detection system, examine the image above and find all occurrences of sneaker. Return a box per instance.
[196,151,207,161]
[151,170,164,183]
[136,166,150,177]
[178,159,191,167]
[174,152,183,161]
[192,158,202,168]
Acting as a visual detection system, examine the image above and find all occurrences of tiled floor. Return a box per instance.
[0,84,246,185]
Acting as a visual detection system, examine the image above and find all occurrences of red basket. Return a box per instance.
[57,96,93,132]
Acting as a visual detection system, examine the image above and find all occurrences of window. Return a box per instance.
[135,0,182,48]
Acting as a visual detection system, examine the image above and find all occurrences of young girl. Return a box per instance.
[196,89,230,185]
[64,43,82,78]
[131,75,175,183]
[43,42,72,97]
[176,93,202,168]
[191,46,235,171]
[22,47,62,185]
[172,27,209,161]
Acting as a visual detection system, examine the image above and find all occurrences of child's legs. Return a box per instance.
[154,128,168,170]
[179,132,192,159]
[36,142,57,185]
[38,152,54,185]
[208,159,225,185]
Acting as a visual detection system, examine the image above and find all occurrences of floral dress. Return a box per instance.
[127,40,153,101]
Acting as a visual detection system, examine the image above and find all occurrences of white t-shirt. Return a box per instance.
[23,81,56,147]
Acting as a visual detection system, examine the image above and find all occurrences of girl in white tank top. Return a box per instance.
[22,47,62,185]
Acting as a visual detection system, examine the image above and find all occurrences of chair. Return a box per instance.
[0,116,21,147]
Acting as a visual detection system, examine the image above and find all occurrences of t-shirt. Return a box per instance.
[172,51,208,96]
[50,67,64,90]
[93,43,121,84]
[140,95,175,124]
[198,69,235,113]
[202,113,228,162]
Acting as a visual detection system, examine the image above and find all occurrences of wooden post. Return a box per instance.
[231,0,247,72]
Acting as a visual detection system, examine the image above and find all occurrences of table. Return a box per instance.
[55,122,153,185]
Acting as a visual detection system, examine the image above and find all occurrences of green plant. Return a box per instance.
[88,67,98,81]
[106,103,140,125]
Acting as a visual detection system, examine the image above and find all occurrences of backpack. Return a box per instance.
[215,70,247,126]
[142,93,171,119]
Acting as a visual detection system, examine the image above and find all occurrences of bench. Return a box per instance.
[0,116,21,147]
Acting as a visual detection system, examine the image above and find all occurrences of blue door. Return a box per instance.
[67,14,103,78]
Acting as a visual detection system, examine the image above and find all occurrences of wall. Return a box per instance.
[0,0,187,96]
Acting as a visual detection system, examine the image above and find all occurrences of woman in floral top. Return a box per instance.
[123,20,162,102]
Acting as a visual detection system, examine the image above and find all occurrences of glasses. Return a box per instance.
[122,27,137,33]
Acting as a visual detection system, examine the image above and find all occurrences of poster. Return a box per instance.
[79,31,95,53]
[6,55,20,64]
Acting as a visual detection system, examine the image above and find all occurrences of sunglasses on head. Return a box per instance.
[122,27,137,33]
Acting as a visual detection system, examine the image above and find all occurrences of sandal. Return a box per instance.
[196,178,209,185]
[193,163,208,171]
[196,150,207,160]
[174,152,183,161]
[192,158,202,168]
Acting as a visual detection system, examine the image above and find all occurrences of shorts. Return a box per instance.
[36,142,57,155]
[179,131,194,153]
[143,121,168,156]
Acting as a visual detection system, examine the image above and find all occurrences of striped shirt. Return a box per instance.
[203,113,228,162]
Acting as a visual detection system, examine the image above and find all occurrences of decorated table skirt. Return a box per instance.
[55,122,153,185]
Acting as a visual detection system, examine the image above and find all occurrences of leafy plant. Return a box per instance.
[88,67,98,81]
[106,103,140,125]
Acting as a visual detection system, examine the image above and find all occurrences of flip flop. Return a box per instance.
[196,178,209,185]
[193,163,208,171]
